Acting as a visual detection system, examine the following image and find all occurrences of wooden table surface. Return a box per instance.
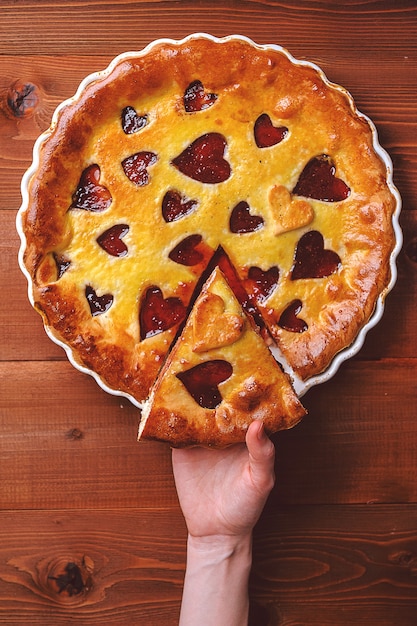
[1,1,417,624]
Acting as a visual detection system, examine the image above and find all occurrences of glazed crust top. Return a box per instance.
[139,267,306,448]
[20,35,397,405]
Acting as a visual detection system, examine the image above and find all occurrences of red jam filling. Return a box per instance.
[139,286,186,340]
[246,266,279,302]
[172,133,231,184]
[53,253,71,279]
[97,224,129,257]
[70,164,112,212]
[291,230,341,280]
[293,154,350,202]
[254,113,288,148]
[176,360,233,409]
[122,151,157,186]
[184,80,218,113]
[168,234,204,266]
[162,190,198,222]
[278,299,308,333]
[230,201,264,234]
[85,285,113,316]
[121,106,148,134]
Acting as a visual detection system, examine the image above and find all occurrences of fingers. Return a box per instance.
[246,420,276,495]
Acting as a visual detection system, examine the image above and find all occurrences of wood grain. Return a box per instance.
[0,507,416,624]
[0,509,186,625]
[250,504,417,626]
[1,0,416,623]
[1,360,176,510]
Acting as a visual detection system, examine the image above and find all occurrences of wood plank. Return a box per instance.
[0,508,186,625]
[1,0,416,58]
[0,232,66,361]
[250,503,417,626]
[0,361,177,510]
[1,358,416,509]
[4,209,416,362]
[274,357,417,505]
[0,505,416,624]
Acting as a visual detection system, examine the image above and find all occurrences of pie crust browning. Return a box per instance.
[18,35,398,425]
[139,267,306,447]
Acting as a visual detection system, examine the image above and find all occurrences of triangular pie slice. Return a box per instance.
[138,266,306,448]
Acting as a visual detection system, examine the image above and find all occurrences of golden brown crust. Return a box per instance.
[19,35,397,410]
[139,267,306,447]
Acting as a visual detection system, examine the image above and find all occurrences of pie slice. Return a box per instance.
[138,266,306,447]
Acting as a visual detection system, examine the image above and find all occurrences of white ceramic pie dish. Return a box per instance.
[17,33,402,407]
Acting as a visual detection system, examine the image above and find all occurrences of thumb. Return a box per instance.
[246,420,276,495]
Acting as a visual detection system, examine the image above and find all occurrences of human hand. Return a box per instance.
[172,419,276,541]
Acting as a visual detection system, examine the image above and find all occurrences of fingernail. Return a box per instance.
[257,420,265,440]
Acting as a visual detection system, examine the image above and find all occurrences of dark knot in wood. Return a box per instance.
[49,562,85,596]
[67,427,84,440]
[6,80,39,118]
[388,550,417,576]
[46,556,93,603]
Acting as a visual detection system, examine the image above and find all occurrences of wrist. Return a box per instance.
[180,533,252,625]
[187,532,252,560]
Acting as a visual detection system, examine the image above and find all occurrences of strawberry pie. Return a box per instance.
[18,34,400,446]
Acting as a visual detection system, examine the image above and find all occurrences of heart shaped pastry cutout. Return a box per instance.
[121,106,148,134]
[293,154,350,202]
[140,286,186,340]
[176,360,233,409]
[269,185,314,235]
[192,292,245,353]
[169,234,204,266]
[162,190,198,222]
[291,230,341,279]
[70,164,112,212]
[254,113,288,148]
[172,133,231,184]
[278,299,308,333]
[122,151,157,186]
[85,285,114,316]
[246,266,279,302]
[184,80,218,112]
[230,201,264,234]
[97,224,129,257]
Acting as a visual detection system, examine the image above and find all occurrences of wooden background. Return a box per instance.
[1,1,417,624]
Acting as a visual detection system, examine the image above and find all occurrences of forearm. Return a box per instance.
[179,533,253,626]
